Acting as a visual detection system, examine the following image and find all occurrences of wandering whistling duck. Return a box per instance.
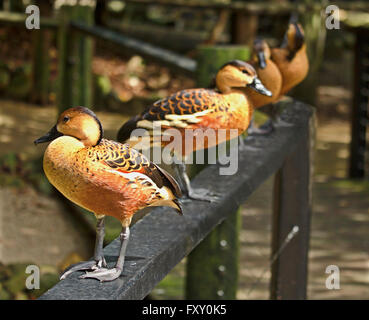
[271,22,309,96]
[117,60,272,202]
[34,107,182,282]
[246,38,283,109]
[247,22,309,134]
[246,38,283,134]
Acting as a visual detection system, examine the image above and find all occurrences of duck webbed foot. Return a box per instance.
[80,226,130,282]
[79,267,122,282]
[172,161,220,203]
[183,187,220,203]
[60,258,107,280]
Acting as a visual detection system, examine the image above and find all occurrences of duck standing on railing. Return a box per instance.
[247,39,283,108]
[34,107,183,282]
[247,21,309,134]
[117,60,272,202]
[245,38,283,134]
[271,21,309,96]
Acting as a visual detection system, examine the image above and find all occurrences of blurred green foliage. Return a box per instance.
[0,152,52,194]
[0,262,59,300]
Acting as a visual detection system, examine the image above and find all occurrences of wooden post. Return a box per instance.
[349,28,369,178]
[185,45,250,300]
[8,0,23,12]
[230,0,258,47]
[30,1,53,105]
[270,110,315,299]
[95,0,108,26]
[31,30,50,104]
[204,9,230,45]
[230,12,258,47]
[196,45,250,87]
[186,208,241,299]
[57,4,94,113]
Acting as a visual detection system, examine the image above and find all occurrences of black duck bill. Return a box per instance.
[34,125,63,145]
[247,78,272,97]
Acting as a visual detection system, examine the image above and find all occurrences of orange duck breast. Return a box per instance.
[271,22,309,96]
[118,60,272,157]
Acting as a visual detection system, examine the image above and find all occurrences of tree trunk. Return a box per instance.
[57,4,94,113]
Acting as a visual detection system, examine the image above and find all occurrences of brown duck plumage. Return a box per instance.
[36,107,182,228]
[271,22,309,96]
[118,60,272,156]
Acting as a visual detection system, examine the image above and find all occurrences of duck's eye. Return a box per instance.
[63,116,70,123]
[242,69,251,75]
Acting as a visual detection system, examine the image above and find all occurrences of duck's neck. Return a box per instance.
[221,88,253,113]
[217,83,244,95]
[222,87,250,99]
[288,43,306,61]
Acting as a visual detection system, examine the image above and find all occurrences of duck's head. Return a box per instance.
[282,22,305,56]
[252,38,271,69]
[34,107,103,147]
[216,60,272,96]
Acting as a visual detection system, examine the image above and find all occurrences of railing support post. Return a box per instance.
[230,12,258,47]
[30,1,53,105]
[185,45,250,300]
[57,4,94,113]
[9,0,24,12]
[185,208,241,299]
[349,29,369,178]
[270,111,315,299]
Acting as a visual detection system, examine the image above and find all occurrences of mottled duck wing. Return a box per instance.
[91,139,182,198]
[117,89,222,142]
[141,88,219,120]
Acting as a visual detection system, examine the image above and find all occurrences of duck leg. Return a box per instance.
[172,161,219,202]
[80,226,130,282]
[238,133,246,149]
[60,217,107,280]
[247,115,274,136]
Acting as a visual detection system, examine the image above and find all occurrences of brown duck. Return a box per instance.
[117,60,271,202]
[34,106,182,282]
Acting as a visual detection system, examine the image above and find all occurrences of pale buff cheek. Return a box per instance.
[223,73,247,88]
[82,120,100,143]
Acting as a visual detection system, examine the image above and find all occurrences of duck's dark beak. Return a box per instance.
[34,125,63,145]
[247,77,272,97]
[257,51,267,69]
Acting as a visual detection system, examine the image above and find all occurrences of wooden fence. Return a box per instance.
[39,99,315,300]
[345,25,369,178]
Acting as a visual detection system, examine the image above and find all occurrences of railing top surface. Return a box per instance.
[39,99,313,300]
